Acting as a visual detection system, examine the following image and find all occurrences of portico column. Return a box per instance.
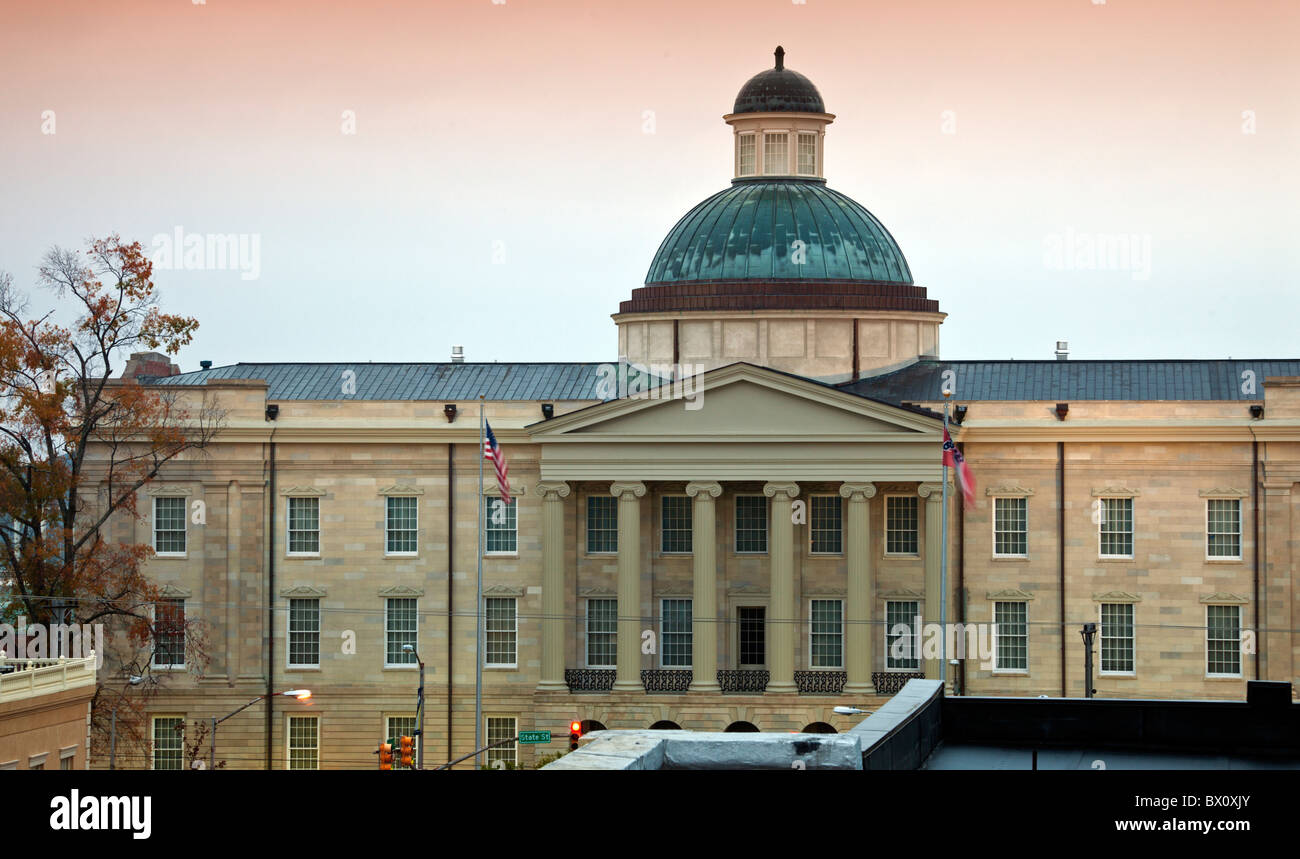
[536,481,571,692]
[841,483,877,696]
[686,481,723,693]
[611,481,647,693]
[919,482,945,681]
[764,481,800,694]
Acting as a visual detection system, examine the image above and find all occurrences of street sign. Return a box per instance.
[518,731,551,745]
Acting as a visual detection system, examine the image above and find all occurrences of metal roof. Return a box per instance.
[841,359,1300,402]
[152,363,612,401]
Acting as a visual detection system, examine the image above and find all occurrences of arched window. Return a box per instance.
[579,720,606,734]
[649,720,681,730]
[724,721,760,732]
[801,722,837,734]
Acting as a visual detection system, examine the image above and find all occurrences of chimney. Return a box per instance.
[121,351,181,381]
[200,360,213,370]
[451,345,465,363]
[1055,340,1069,361]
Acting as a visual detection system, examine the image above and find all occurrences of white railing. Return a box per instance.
[0,652,97,703]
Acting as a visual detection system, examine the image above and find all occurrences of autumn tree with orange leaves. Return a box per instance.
[0,235,224,764]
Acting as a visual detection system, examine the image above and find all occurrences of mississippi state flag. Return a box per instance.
[484,422,511,504]
[942,426,975,509]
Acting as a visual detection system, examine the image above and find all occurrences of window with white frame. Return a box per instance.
[809,599,843,668]
[385,496,418,555]
[886,496,919,554]
[586,496,617,553]
[993,497,1028,557]
[486,716,517,769]
[287,715,318,770]
[1098,497,1134,557]
[737,133,756,176]
[885,600,921,670]
[797,132,817,175]
[288,598,320,668]
[1206,604,1242,677]
[763,132,788,174]
[586,598,617,667]
[1099,603,1135,674]
[1206,498,1241,559]
[486,597,517,667]
[661,496,692,554]
[661,599,692,667]
[384,598,417,667]
[484,496,517,554]
[152,496,186,555]
[809,495,842,554]
[735,495,767,553]
[152,598,185,668]
[287,496,320,555]
[151,716,184,770]
[993,601,1028,672]
[386,715,417,770]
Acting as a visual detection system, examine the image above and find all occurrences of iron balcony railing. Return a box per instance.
[640,670,692,693]
[794,670,847,695]
[564,669,616,693]
[717,669,769,693]
[872,671,926,695]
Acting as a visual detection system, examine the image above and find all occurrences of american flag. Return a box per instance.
[942,425,975,509]
[483,422,511,504]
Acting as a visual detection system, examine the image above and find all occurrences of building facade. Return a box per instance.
[90,49,1300,769]
[0,655,96,770]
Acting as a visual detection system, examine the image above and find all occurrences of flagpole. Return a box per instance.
[475,394,485,769]
[941,393,951,689]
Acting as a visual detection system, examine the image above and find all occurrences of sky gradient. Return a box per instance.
[1,0,1297,370]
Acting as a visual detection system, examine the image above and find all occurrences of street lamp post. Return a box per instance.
[1080,623,1097,699]
[401,643,425,770]
[108,674,144,771]
[210,689,311,770]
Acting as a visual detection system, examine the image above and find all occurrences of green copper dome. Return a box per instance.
[644,179,913,284]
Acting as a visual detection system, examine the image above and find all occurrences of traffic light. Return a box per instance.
[569,720,583,751]
[399,735,414,768]
[378,742,394,770]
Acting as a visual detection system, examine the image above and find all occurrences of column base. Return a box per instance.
[765,681,797,695]
[536,680,568,693]
[612,680,643,693]
[843,682,876,696]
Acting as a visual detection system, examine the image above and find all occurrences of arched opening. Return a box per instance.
[579,720,606,734]
[648,720,681,730]
[801,722,837,734]
[724,721,760,732]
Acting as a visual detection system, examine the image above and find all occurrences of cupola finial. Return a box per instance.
[774,45,785,70]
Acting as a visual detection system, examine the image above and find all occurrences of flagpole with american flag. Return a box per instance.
[941,388,976,690]
[476,399,513,768]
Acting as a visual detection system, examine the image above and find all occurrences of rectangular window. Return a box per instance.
[152,599,185,669]
[992,497,1028,556]
[1206,499,1242,559]
[151,716,184,771]
[661,598,693,667]
[810,495,842,554]
[386,715,418,771]
[738,606,766,666]
[1100,603,1135,674]
[59,755,73,771]
[287,715,319,770]
[585,598,617,667]
[763,132,788,174]
[288,598,320,668]
[797,132,817,174]
[586,496,617,554]
[385,598,417,667]
[661,496,692,553]
[1206,604,1242,677]
[484,496,517,554]
[385,496,418,555]
[737,133,756,175]
[885,600,921,670]
[152,497,186,555]
[810,599,843,668]
[886,496,919,555]
[735,495,768,553]
[1099,497,1134,557]
[994,601,1028,672]
[486,597,517,667]
[287,496,320,555]
[486,716,517,769]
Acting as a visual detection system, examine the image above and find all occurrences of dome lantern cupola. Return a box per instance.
[724,46,835,180]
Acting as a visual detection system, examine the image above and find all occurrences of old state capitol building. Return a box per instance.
[99,49,1300,769]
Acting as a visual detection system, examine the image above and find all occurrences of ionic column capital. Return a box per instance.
[762,481,800,501]
[609,481,647,499]
[685,481,722,499]
[918,482,947,500]
[536,481,571,500]
[839,482,877,501]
